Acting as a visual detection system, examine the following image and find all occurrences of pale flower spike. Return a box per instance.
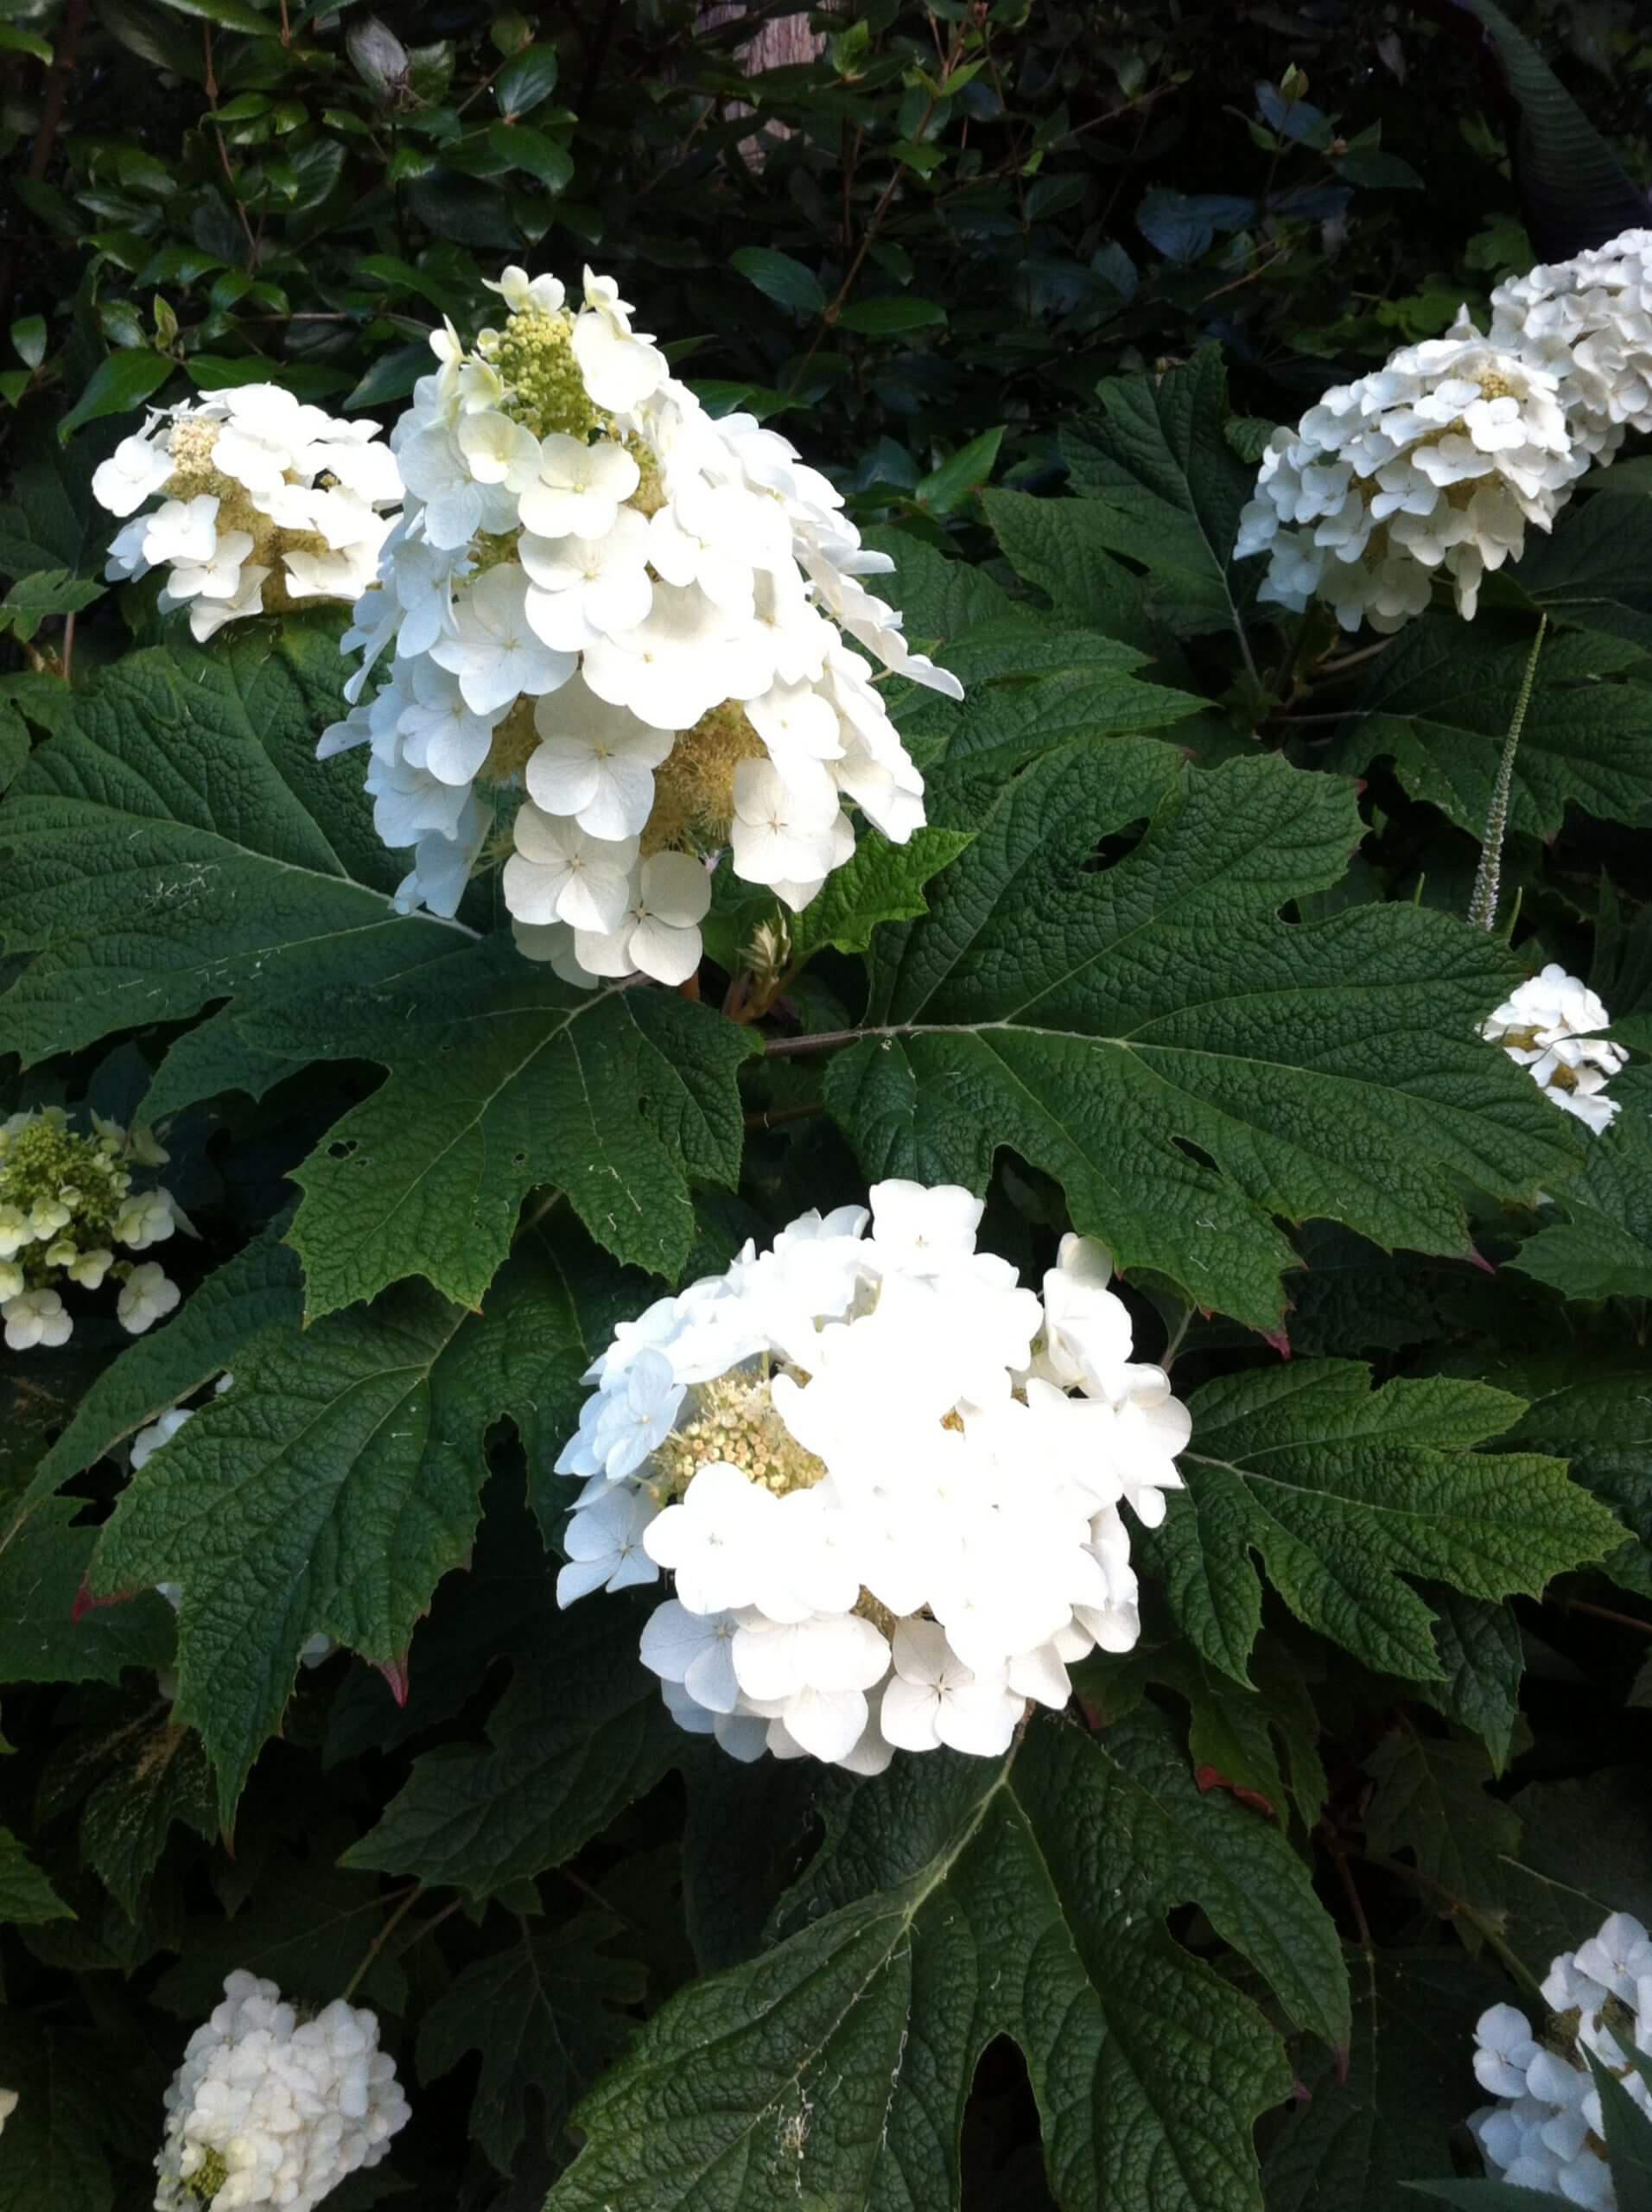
[0,1107,186,1350]
[1236,226,1652,635]
[318,263,958,987]
[92,386,400,641]
[1470,1910,1652,2206]
[556,1179,1190,1773]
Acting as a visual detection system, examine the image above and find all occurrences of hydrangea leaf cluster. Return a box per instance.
[0,1106,184,1351]
[1481,963,1627,1135]
[1470,1911,1652,2206]
[1236,226,1652,633]
[155,1970,409,2211]
[317,264,960,982]
[556,1179,1190,1772]
[92,387,400,641]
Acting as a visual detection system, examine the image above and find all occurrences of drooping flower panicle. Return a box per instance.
[0,1107,184,1350]
[1488,229,1652,464]
[1481,963,1627,1135]
[1471,1911,1652,2207]
[155,1971,409,2212]
[1236,323,1582,632]
[319,264,957,983]
[93,386,400,642]
[556,1180,1190,1774]
[1236,226,1652,636]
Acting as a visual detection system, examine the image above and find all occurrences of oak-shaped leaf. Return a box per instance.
[548,1710,1346,2212]
[1140,1363,1622,1683]
[821,744,1579,1330]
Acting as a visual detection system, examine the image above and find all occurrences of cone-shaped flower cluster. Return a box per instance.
[1236,321,1581,631]
[319,264,957,976]
[1237,226,1652,635]
[155,1971,409,2211]
[93,388,399,640]
[0,1107,184,1351]
[556,1181,1190,1773]
[1488,230,1652,464]
[1481,963,1626,1135]
[1471,1912,1652,2207]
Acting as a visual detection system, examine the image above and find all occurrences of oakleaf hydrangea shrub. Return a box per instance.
[6,46,1652,2212]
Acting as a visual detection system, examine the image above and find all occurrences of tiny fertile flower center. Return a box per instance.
[182,2149,229,2203]
[480,308,598,442]
[652,1369,827,1499]
[639,702,766,855]
[479,696,542,788]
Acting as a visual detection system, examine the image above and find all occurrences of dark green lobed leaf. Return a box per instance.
[550,1710,1344,2212]
[1141,1363,1621,1683]
[823,747,1579,1330]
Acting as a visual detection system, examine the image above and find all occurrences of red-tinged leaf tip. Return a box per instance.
[1194,1764,1278,1821]
[1469,1246,1497,1275]
[1261,1325,1292,1360]
[1077,1696,1105,1732]
[1336,2045,1351,2087]
[377,1656,410,1708]
[72,1577,137,1623]
[1292,2077,1313,2105]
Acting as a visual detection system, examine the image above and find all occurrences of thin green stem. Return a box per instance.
[341,1885,423,2002]
[1468,614,1547,933]
[1364,1850,1545,2001]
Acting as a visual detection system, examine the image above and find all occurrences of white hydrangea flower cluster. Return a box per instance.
[1236,321,1582,631]
[0,1107,184,1351]
[1481,963,1627,1135]
[155,1971,409,2212]
[1470,1911,1652,2207]
[133,1382,336,1671]
[318,264,958,973]
[1239,228,1652,635]
[1489,230,1652,464]
[92,386,400,642]
[556,1180,1190,1773]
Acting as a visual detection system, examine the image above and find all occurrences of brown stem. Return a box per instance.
[764,1023,867,1058]
[203,28,261,271]
[1312,635,1398,680]
[0,0,89,326]
[26,0,87,183]
[787,21,966,392]
[60,610,75,683]
[743,1100,823,1131]
[1565,1598,1652,1637]
[1362,1849,1544,1999]
[340,1885,422,2002]
[1325,1833,1374,1960]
